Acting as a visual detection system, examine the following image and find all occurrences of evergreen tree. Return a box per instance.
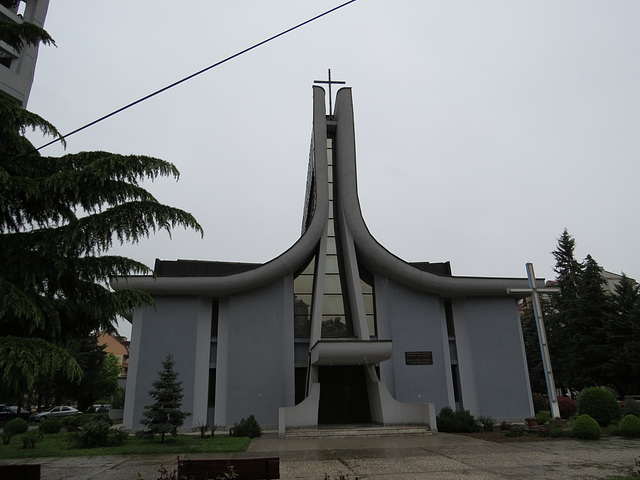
[141,354,190,442]
[571,254,612,388]
[520,296,555,394]
[607,273,640,396]
[547,229,637,394]
[552,229,584,299]
[51,336,122,412]
[546,229,584,390]
[0,20,202,399]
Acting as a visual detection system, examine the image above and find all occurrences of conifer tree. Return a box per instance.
[546,229,584,389]
[141,354,190,442]
[552,229,584,300]
[0,20,203,398]
[520,297,553,393]
[571,254,612,387]
[607,273,640,396]
[546,230,636,394]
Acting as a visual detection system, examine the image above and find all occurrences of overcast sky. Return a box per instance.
[26,1,640,337]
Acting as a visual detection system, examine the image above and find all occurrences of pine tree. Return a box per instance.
[572,254,612,388]
[520,297,555,394]
[607,273,640,396]
[0,20,202,399]
[51,336,122,412]
[552,229,584,300]
[547,229,584,390]
[141,354,190,442]
[547,229,635,393]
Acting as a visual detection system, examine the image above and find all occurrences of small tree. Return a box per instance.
[140,353,190,442]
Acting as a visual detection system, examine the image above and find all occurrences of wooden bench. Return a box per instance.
[177,457,279,480]
[0,464,41,480]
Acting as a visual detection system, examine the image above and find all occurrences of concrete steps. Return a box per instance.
[283,425,433,438]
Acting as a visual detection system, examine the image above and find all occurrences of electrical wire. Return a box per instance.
[31,0,357,155]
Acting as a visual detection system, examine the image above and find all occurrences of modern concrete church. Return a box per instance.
[114,84,537,434]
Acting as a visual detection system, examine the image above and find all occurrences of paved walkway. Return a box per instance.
[1,433,639,479]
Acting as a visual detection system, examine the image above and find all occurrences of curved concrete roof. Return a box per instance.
[332,88,534,296]
[112,86,535,297]
[111,89,330,297]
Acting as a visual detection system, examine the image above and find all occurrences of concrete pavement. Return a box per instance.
[1,433,639,479]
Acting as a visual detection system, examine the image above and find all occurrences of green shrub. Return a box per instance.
[477,416,495,432]
[577,387,621,426]
[229,415,262,438]
[622,398,640,418]
[108,429,129,446]
[39,417,62,434]
[112,387,126,409]
[536,412,551,425]
[505,425,525,437]
[532,393,548,413]
[61,415,83,432]
[436,407,481,433]
[21,430,43,449]
[86,413,113,426]
[550,427,571,438]
[572,414,601,440]
[1,417,29,445]
[69,417,128,448]
[62,413,112,432]
[193,422,215,438]
[617,414,640,438]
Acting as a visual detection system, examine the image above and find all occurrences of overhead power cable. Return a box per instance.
[32,0,357,154]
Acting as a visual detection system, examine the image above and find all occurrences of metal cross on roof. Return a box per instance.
[508,263,562,419]
[314,69,346,116]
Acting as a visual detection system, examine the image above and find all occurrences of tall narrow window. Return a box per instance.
[321,136,354,338]
[211,300,219,339]
[294,257,315,338]
[360,267,377,337]
[208,369,216,408]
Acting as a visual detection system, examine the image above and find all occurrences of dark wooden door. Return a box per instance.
[318,365,371,424]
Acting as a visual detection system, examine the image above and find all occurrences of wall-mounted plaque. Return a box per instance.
[405,351,433,365]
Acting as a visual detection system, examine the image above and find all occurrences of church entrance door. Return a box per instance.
[318,365,371,424]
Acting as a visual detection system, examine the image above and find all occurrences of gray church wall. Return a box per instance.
[215,276,295,428]
[374,277,393,391]
[381,278,454,412]
[124,296,212,429]
[453,297,534,419]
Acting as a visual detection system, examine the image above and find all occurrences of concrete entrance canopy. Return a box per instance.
[310,340,392,366]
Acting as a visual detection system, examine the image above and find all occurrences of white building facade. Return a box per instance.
[114,86,536,434]
[0,0,49,106]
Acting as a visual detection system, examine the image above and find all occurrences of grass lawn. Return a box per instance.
[0,431,251,459]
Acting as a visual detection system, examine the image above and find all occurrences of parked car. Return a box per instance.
[6,406,31,420]
[86,404,110,413]
[31,406,79,422]
[0,404,16,421]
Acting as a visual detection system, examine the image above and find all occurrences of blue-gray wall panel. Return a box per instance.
[221,279,294,427]
[129,296,209,429]
[456,297,533,419]
[385,280,452,411]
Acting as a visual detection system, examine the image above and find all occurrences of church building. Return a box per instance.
[113,84,536,434]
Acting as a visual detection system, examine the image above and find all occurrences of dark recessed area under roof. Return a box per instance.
[154,259,262,277]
